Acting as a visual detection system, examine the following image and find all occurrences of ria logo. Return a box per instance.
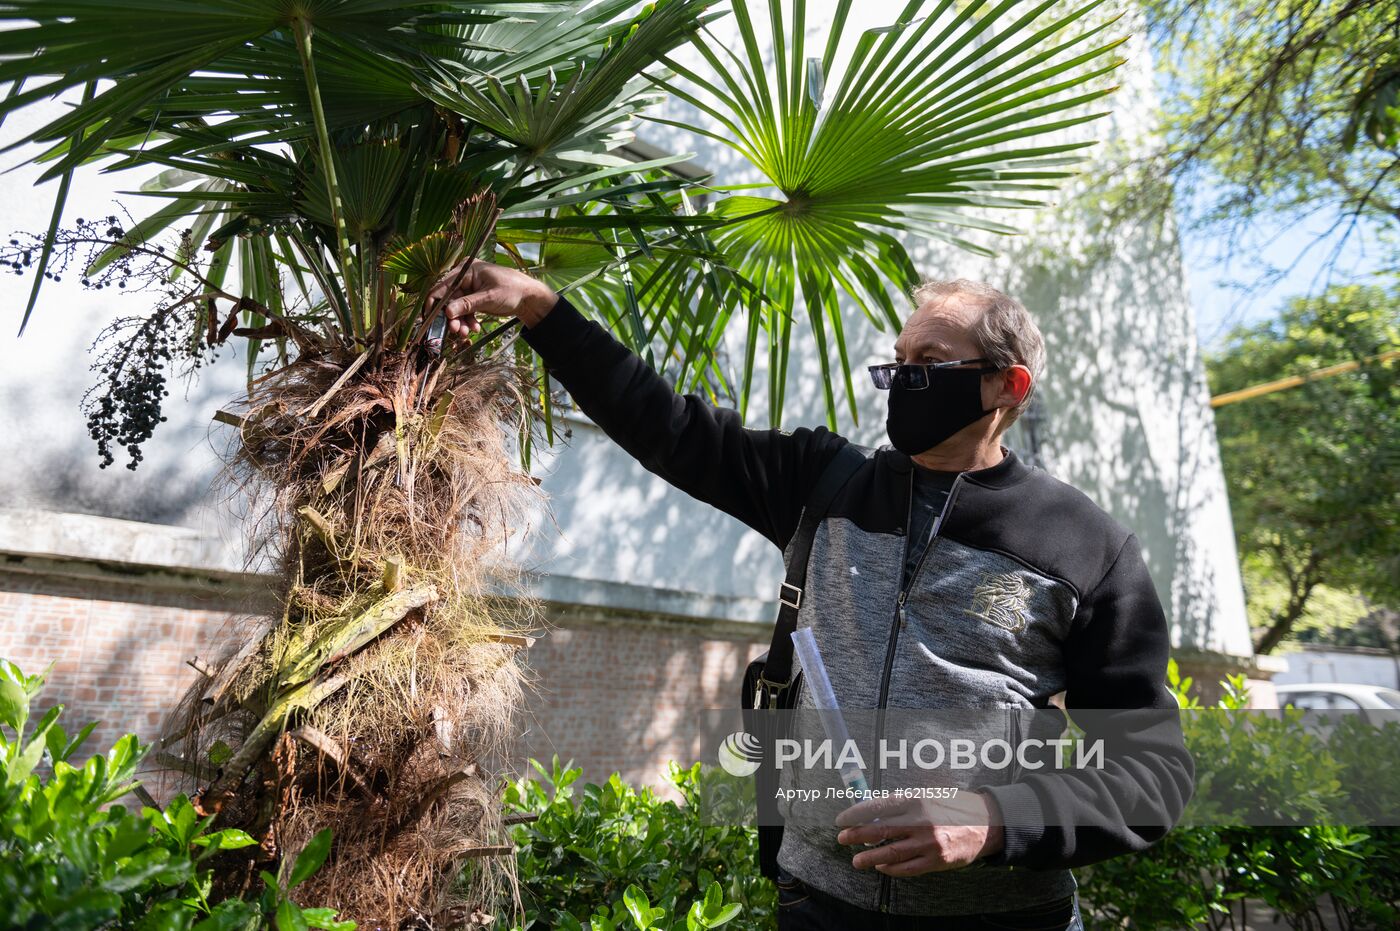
[718,731,763,777]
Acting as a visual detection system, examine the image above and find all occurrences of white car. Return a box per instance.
[1275,682,1400,723]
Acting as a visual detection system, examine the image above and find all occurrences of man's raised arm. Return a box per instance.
[427,260,847,549]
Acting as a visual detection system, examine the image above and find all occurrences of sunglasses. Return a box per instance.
[868,359,1000,390]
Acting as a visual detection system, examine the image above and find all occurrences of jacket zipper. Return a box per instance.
[1008,706,1022,784]
[874,471,966,912]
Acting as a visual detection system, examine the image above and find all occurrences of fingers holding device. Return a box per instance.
[424,259,559,337]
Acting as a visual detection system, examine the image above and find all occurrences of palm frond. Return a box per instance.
[0,0,712,339]
[628,0,1125,426]
[417,0,717,170]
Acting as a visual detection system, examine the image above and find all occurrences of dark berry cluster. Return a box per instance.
[81,303,218,469]
[1,215,199,297]
[5,210,318,469]
[1,212,226,470]
[86,348,168,469]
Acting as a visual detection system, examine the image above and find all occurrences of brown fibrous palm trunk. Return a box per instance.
[161,341,543,929]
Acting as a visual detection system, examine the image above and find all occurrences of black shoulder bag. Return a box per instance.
[740,442,866,880]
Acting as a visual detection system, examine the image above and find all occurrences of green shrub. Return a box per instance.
[11,649,1400,931]
[1179,672,1345,826]
[1075,662,1400,930]
[503,757,773,931]
[494,665,1400,931]
[0,659,352,931]
[499,663,1400,931]
[1329,712,1400,824]
[1077,823,1400,930]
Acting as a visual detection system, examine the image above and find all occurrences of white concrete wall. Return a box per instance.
[0,99,247,562]
[0,1,1253,658]
[1272,648,1400,690]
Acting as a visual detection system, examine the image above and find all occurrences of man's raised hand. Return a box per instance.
[424,260,558,338]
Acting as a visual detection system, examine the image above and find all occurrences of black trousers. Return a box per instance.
[774,866,1084,931]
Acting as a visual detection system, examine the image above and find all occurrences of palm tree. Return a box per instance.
[0,0,1123,924]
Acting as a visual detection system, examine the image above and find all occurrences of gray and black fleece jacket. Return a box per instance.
[521,296,1195,916]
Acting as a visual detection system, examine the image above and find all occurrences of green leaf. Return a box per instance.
[19,80,93,335]
[276,900,309,931]
[208,740,233,767]
[706,904,741,928]
[300,908,355,931]
[61,720,99,762]
[622,884,664,929]
[194,827,258,851]
[288,828,333,888]
[193,900,263,931]
[9,704,61,785]
[418,0,711,161]
[0,675,27,733]
[43,720,67,765]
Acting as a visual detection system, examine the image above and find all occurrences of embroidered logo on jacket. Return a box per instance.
[964,572,1032,634]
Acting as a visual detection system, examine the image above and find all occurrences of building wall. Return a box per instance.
[0,573,770,789]
[0,510,257,759]
[0,572,232,758]
[519,609,766,788]
[1272,646,1400,690]
[0,510,769,788]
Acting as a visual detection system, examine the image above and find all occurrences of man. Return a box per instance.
[427,264,1195,930]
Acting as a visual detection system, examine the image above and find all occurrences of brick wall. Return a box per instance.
[0,563,768,793]
[0,571,244,756]
[3,560,1288,803]
[519,612,767,788]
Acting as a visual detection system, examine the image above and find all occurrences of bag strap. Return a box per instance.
[759,442,867,695]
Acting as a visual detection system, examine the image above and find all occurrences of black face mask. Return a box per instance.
[885,367,994,455]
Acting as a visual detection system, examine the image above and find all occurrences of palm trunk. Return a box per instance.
[165,347,541,927]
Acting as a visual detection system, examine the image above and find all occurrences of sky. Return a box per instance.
[1181,214,1391,352]
[1140,10,1392,354]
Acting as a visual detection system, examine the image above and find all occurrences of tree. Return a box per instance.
[1138,0,1400,293]
[0,0,1123,922]
[1207,284,1400,655]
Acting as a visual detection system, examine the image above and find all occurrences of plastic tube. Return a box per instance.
[791,627,870,794]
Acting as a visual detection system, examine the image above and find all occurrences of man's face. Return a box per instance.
[893,297,983,368]
[893,297,1005,414]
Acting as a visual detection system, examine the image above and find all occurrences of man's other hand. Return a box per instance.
[835,790,1005,875]
[424,259,558,337]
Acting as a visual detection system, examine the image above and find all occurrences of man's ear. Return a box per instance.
[999,365,1032,408]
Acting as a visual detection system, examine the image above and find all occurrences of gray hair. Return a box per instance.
[909,279,1046,425]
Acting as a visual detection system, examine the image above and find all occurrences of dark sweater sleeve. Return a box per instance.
[978,533,1196,869]
[520,296,847,550]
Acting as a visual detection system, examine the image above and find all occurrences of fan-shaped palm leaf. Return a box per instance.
[0,0,708,333]
[641,0,1126,426]
[417,0,719,166]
